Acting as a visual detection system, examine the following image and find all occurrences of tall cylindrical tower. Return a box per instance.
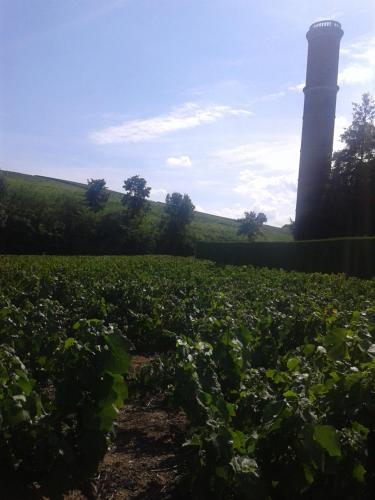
[295,20,343,240]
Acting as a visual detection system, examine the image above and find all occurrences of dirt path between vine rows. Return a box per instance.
[2,355,189,500]
[90,355,189,499]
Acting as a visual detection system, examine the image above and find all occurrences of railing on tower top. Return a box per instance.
[310,20,342,30]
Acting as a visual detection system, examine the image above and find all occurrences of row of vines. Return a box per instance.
[0,255,374,498]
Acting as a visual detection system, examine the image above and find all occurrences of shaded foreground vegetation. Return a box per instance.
[0,256,374,499]
[0,171,292,255]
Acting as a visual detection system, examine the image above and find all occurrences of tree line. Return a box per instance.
[0,174,196,255]
[0,166,269,254]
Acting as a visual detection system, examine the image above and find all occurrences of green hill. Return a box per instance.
[2,170,292,243]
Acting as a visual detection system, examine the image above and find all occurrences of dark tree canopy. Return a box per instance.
[122,175,151,220]
[164,193,195,231]
[237,211,267,241]
[334,93,375,169]
[324,93,375,237]
[0,173,6,200]
[85,178,109,212]
[0,172,8,228]
[159,192,195,254]
[0,172,197,256]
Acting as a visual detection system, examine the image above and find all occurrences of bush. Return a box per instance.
[196,237,375,278]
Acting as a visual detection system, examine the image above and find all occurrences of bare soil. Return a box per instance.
[93,394,188,499]
[73,354,189,500]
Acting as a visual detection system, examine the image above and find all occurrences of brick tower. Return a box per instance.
[295,20,343,240]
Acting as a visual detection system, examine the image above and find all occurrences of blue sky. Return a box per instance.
[1,0,374,226]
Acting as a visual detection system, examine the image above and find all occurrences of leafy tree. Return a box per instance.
[0,172,8,228]
[237,211,267,241]
[159,192,195,254]
[96,212,127,254]
[122,175,151,220]
[0,207,6,228]
[85,178,109,212]
[163,192,195,232]
[326,93,375,236]
[0,172,7,199]
[283,218,296,238]
[332,93,375,180]
[119,175,152,253]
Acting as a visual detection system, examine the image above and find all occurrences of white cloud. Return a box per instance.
[90,102,252,144]
[339,66,373,86]
[288,83,304,92]
[339,35,375,86]
[213,136,300,226]
[166,155,192,167]
[236,169,297,193]
[150,187,167,202]
[233,168,297,226]
[195,204,205,212]
[215,136,300,174]
[213,204,247,220]
[333,115,350,152]
[258,91,286,101]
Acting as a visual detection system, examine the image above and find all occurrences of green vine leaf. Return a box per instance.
[313,425,342,458]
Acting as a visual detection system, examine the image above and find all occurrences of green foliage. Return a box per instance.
[0,262,131,491]
[237,211,267,241]
[1,255,374,498]
[0,171,292,255]
[85,178,110,212]
[169,261,375,499]
[117,175,153,252]
[122,175,151,220]
[333,93,375,170]
[159,192,195,254]
[196,237,375,278]
[313,425,342,457]
[163,192,195,229]
[0,172,8,228]
[321,93,375,238]
[0,172,7,200]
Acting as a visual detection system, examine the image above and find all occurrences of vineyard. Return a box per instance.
[0,255,374,499]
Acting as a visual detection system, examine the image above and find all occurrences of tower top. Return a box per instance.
[307,20,343,40]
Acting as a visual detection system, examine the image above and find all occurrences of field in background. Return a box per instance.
[2,170,292,243]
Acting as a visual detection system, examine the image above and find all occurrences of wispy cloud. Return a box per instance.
[333,115,350,151]
[289,35,375,91]
[90,103,252,145]
[233,168,297,226]
[150,187,167,202]
[288,83,304,92]
[339,35,375,85]
[234,168,297,197]
[195,204,205,212]
[213,136,300,225]
[258,91,286,101]
[213,204,248,220]
[214,137,300,172]
[339,66,373,86]
[166,155,192,167]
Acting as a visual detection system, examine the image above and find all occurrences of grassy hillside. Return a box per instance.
[2,170,292,242]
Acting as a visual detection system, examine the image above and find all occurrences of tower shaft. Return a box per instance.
[295,20,343,240]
